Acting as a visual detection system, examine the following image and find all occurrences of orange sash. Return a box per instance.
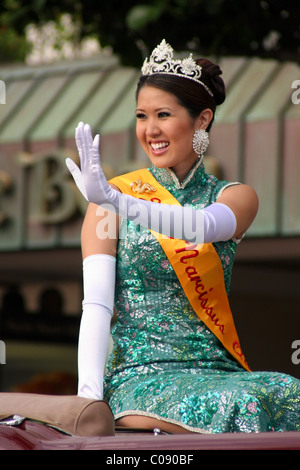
[110,169,250,371]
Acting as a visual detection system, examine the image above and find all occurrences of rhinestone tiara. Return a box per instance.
[141,39,213,97]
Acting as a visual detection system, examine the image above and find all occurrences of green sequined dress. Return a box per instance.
[104,161,300,433]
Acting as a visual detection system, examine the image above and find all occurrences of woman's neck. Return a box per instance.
[170,156,202,183]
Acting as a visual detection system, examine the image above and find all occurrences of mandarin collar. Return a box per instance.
[150,158,207,190]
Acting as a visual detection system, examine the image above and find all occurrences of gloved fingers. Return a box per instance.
[75,122,100,163]
[65,157,88,200]
[75,122,91,169]
[91,132,101,175]
[65,157,79,175]
[92,133,100,163]
[81,123,101,174]
[75,121,85,162]
[73,121,113,204]
[82,123,93,168]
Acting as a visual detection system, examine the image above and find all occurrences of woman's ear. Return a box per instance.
[196,108,214,130]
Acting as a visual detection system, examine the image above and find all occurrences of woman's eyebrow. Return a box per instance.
[136,107,172,112]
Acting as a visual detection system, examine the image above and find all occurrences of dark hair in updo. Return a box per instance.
[136,58,225,131]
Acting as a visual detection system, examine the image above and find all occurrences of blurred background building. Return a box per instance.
[0,2,300,393]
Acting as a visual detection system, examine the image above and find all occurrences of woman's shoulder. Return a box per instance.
[204,172,238,201]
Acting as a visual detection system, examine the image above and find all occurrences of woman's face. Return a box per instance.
[136,86,201,181]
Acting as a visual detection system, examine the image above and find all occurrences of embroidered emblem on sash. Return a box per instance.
[130,180,157,194]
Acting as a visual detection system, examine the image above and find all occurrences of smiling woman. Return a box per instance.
[135,86,213,181]
[65,40,300,434]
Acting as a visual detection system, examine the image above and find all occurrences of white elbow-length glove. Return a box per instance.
[77,254,116,400]
[66,122,237,243]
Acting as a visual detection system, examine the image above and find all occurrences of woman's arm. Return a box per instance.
[81,202,119,258]
[67,123,258,244]
[217,184,259,239]
[77,203,119,400]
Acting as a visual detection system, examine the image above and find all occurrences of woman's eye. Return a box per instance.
[158,112,170,118]
[136,111,170,119]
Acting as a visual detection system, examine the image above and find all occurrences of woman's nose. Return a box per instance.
[146,118,161,137]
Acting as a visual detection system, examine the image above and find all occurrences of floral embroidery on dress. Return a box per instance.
[104,162,300,433]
